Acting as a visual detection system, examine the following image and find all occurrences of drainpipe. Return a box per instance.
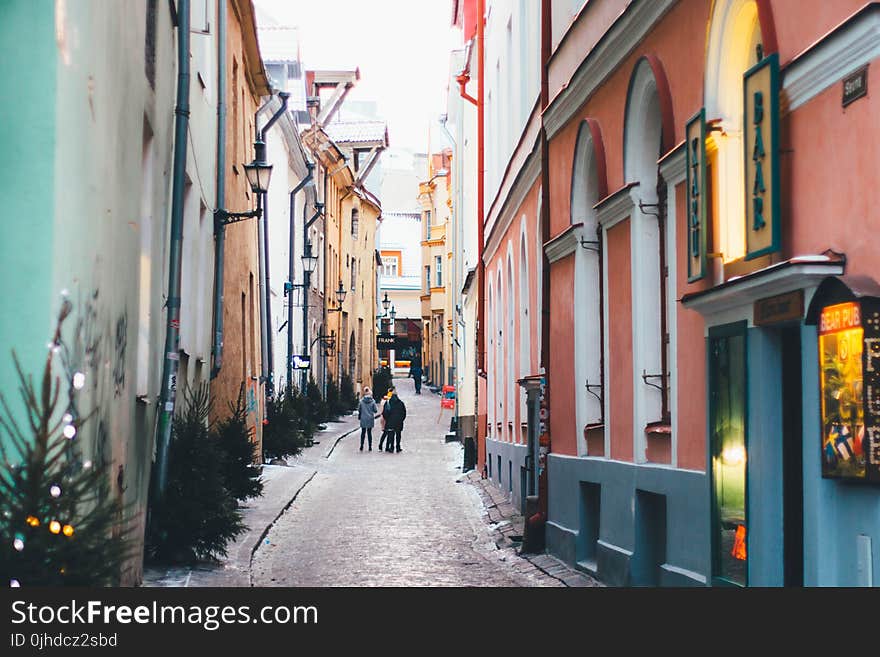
[302,200,322,392]
[538,0,552,527]
[288,162,314,392]
[255,92,290,400]
[440,114,459,424]
[155,0,190,495]
[210,0,227,380]
[475,0,486,470]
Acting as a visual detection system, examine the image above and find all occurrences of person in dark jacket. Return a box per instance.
[357,387,379,451]
[383,386,407,453]
[409,359,423,394]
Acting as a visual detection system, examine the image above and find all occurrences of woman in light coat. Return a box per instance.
[358,387,379,451]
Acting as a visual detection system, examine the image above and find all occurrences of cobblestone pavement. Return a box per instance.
[252,377,570,587]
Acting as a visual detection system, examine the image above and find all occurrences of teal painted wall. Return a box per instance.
[0,2,57,448]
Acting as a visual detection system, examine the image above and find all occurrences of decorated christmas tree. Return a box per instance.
[0,298,135,587]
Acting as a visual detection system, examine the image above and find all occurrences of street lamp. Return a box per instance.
[382,292,391,313]
[243,141,273,194]
[329,280,347,312]
[302,241,319,275]
[390,306,397,322]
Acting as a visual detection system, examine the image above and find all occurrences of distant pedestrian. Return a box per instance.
[409,360,423,394]
[357,387,378,451]
[377,388,393,451]
[384,386,407,453]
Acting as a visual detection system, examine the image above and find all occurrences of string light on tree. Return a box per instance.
[13,534,24,551]
[63,424,76,439]
[49,521,61,535]
[26,516,39,527]
[50,484,62,498]
[72,372,85,390]
[10,579,20,588]
[62,525,74,537]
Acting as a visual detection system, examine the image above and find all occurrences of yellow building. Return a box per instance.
[419,150,454,388]
[302,124,384,396]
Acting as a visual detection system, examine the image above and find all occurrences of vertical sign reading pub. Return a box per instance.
[818,299,880,483]
[744,53,780,260]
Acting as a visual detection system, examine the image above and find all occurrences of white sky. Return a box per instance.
[253,0,459,153]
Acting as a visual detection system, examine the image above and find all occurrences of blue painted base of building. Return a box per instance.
[485,437,528,515]
[545,454,709,586]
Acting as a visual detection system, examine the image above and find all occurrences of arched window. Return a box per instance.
[519,219,530,427]
[496,268,504,440]
[624,56,674,461]
[571,120,607,453]
[705,0,764,271]
[506,250,515,441]
[487,280,495,438]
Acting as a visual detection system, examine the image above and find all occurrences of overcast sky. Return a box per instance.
[254,0,458,153]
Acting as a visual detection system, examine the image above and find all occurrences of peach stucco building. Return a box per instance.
[465,0,880,586]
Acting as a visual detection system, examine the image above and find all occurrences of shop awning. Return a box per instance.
[681,252,846,317]
[805,274,880,325]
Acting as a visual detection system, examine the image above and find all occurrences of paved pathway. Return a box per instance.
[252,378,562,586]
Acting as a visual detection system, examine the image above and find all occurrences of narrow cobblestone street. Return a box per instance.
[252,377,561,586]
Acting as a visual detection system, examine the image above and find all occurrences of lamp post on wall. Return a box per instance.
[289,240,320,392]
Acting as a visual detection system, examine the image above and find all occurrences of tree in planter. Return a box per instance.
[214,385,263,502]
[0,299,136,586]
[262,386,308,462]
[145,384,245,564]
[305,376,327,436]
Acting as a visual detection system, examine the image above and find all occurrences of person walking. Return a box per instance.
[384,386,407,453]
[409,359,423,395]
[377,388,393,451]
[357,387,379,451]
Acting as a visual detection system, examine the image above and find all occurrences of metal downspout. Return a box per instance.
[155,0,191,495]
[255,93,290,400]
[211,0,227,380]
[288,163,314,392]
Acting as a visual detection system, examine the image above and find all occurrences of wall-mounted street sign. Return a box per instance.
[686,108,707,282]
[818,299,880,483]
[754,289,804,326]
[376,333,395,350]
[744,52,780,261]
[843,66,868,107]
[291,355,311,370]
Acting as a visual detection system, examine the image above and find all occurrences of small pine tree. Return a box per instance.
[214,386,263,502]
[339,373,358,412]
[146,384,245,564]
[0,300,135,586]
[325,374,341,419]
[305,376,326,435]
[261,387,306,462]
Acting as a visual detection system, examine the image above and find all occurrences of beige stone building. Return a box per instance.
[419,150,454,388]
[210,0,271,450]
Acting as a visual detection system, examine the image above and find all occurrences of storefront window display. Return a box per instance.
[710,327,747,586]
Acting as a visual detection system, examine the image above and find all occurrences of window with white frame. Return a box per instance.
[381,255,399,277]
[435,256,443,287]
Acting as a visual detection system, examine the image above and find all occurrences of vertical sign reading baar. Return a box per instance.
[744,53,780,260]
[862,298,880,483]
[686,108,706,282]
